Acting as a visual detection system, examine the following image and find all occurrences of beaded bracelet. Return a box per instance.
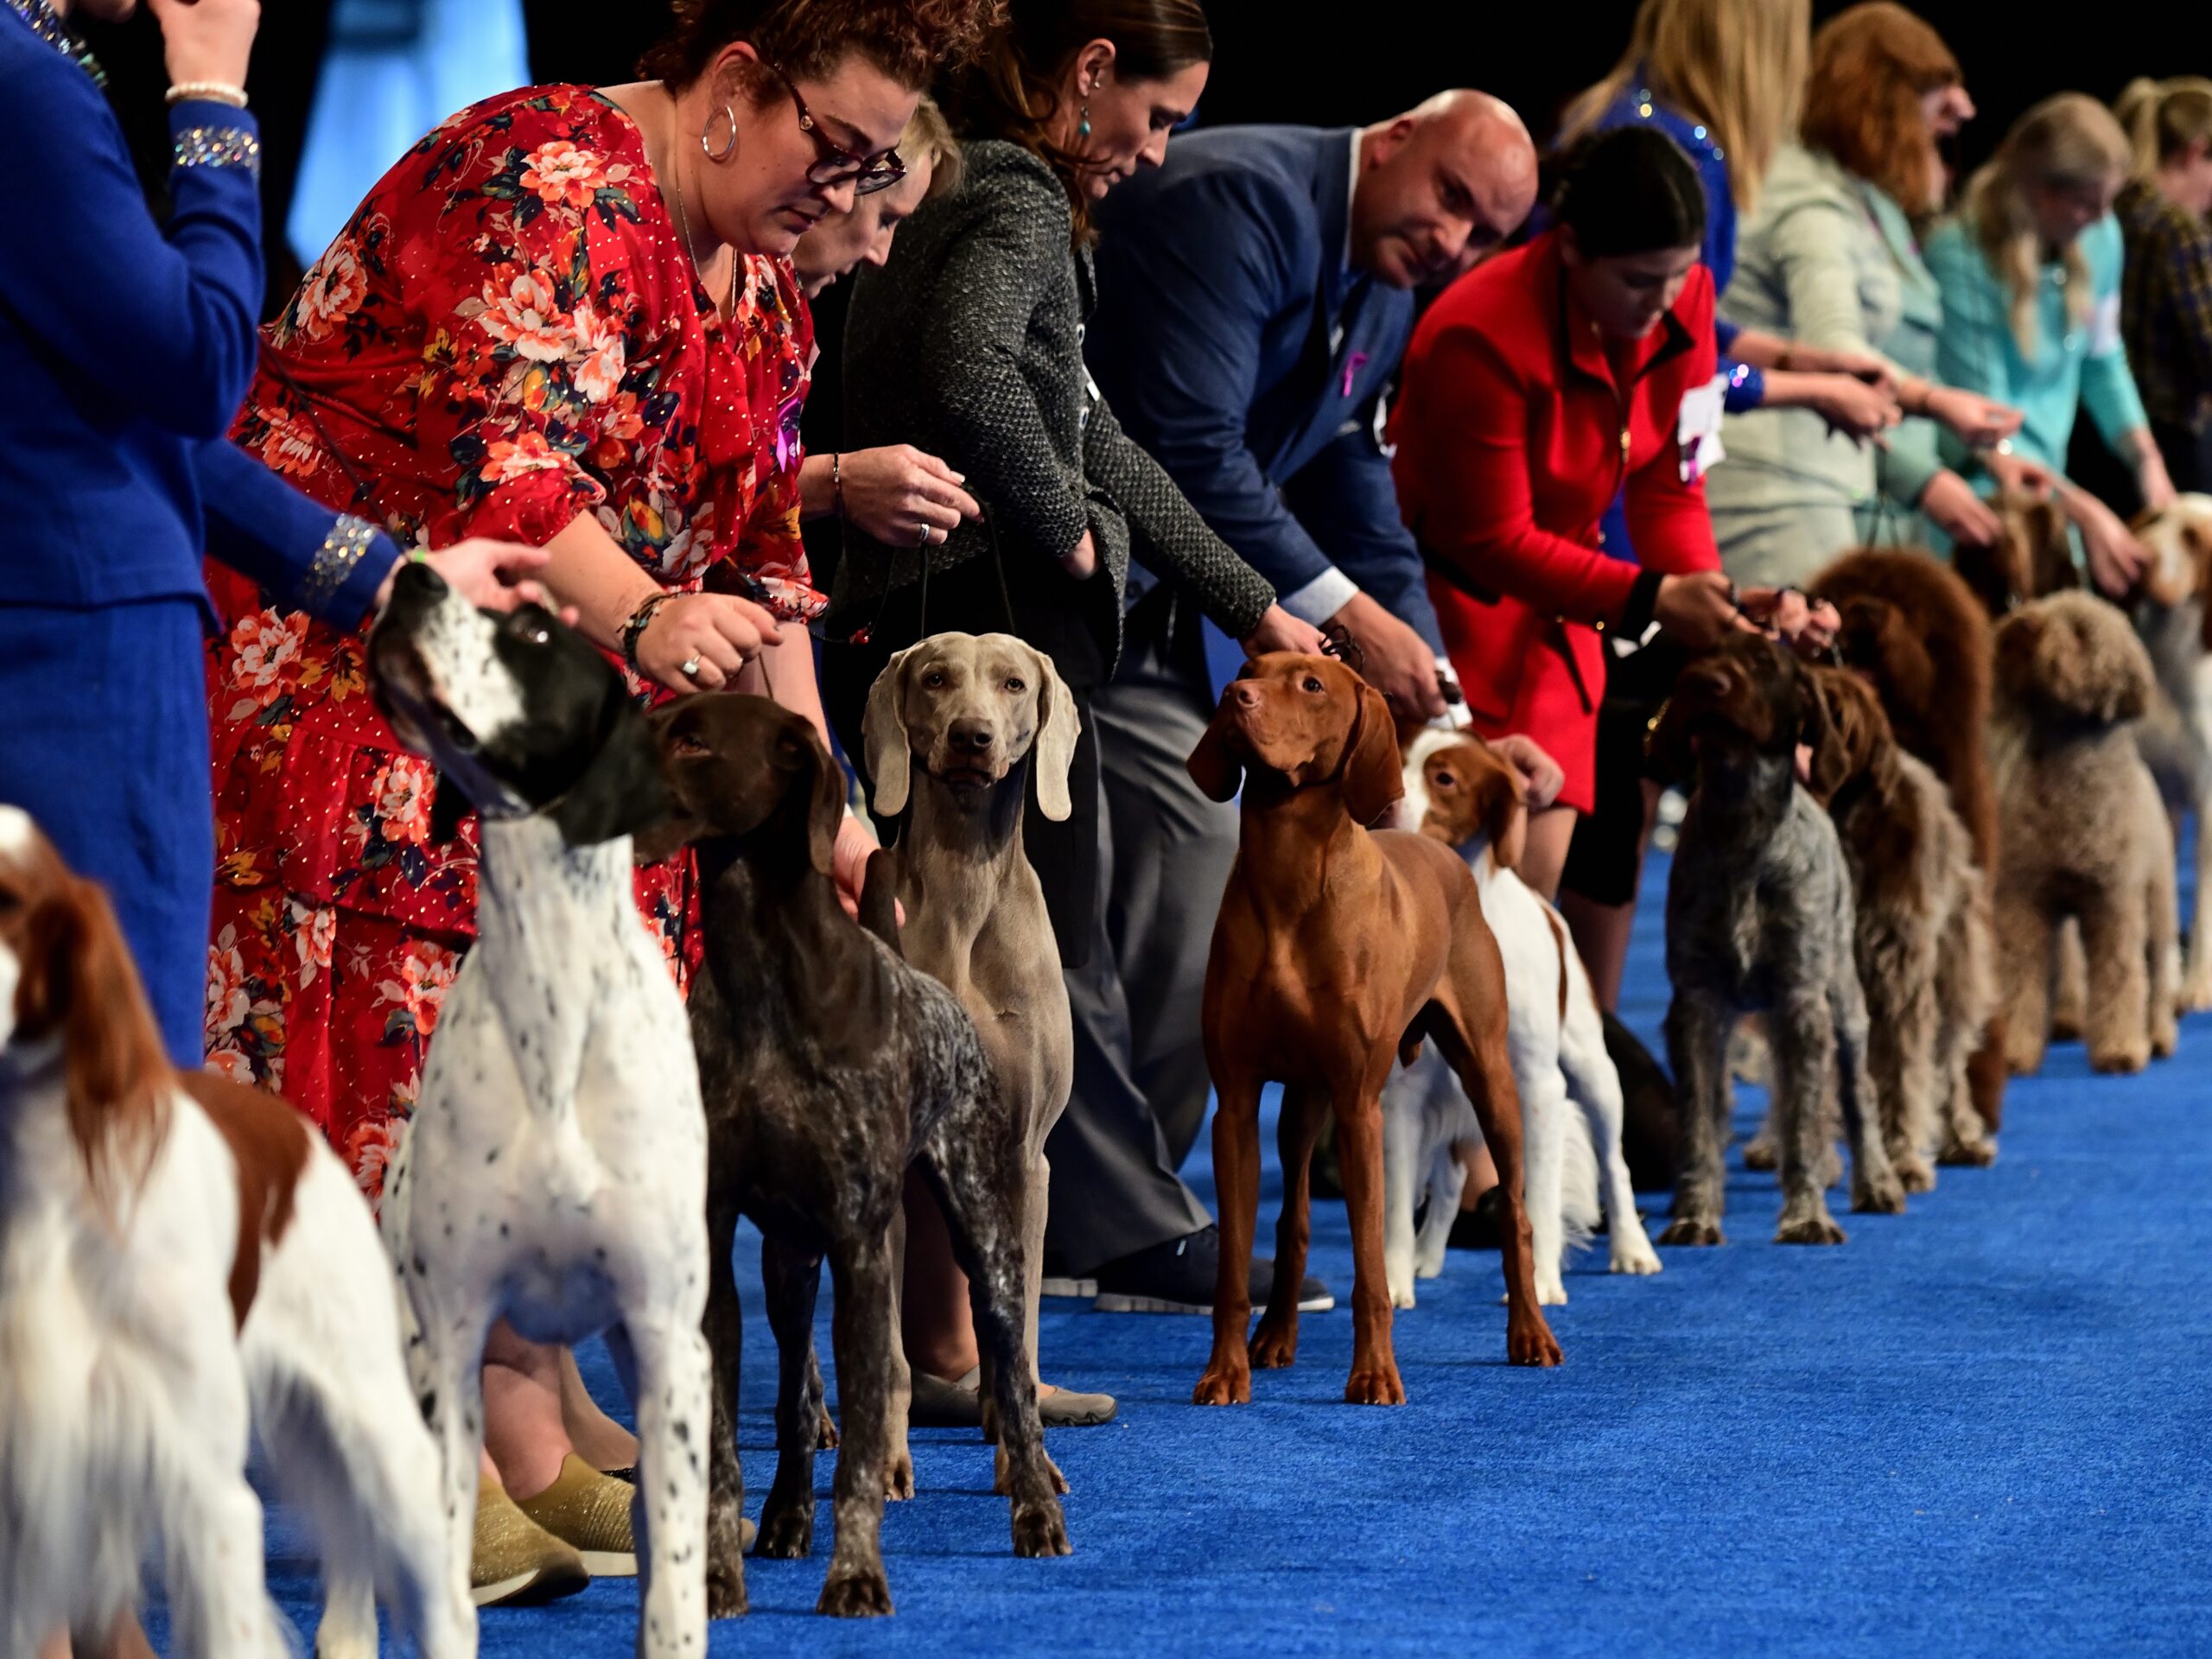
[620,590,677,672]
[166,79,247,108]
[832,452,845,520]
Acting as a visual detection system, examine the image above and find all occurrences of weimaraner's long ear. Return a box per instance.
[1341,684,1404,827]
[1031,645,1080,823]
[862,644,919,818]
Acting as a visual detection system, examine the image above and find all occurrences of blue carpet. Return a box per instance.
[163,848,2210,1656]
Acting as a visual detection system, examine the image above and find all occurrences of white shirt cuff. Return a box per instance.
[1280,569,1359,626]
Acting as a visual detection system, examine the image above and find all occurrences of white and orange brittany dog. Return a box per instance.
[1382,732,1660,1306]
[2131,493,2212,1009]
[0,807,467,1659]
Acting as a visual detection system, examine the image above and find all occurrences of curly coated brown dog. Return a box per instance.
[1812,547,2007,1132]
[1188,653,1560,1407]
[1990,592,2179,1074]
[1801,665,1996,1179]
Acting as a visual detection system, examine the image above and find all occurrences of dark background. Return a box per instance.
[83,0,2181,256]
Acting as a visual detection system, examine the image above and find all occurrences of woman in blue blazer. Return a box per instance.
[0,0,542,1065]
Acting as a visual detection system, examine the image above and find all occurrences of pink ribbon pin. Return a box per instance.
[1342,352,1369,398]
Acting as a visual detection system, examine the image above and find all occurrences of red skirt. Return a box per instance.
[1430,575,1605,815]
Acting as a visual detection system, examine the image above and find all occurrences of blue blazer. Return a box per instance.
[1088,124,1444,654]
[0,8,392,624]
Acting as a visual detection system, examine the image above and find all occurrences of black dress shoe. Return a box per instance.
[1091,1225,1334,1314]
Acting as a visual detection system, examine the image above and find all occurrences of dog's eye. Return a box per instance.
[671,732,709,757]
[923,670,946,690]
[1433,770,1456,788]
[1004,677,1026,694]
[1302,677,1324,694]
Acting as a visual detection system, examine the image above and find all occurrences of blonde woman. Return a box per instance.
[1558,0,1901,442]
[1707,2,2023,583]
[1929,93,2175,594]
[2113,77,2212,491]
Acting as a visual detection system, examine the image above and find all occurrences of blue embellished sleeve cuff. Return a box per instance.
[1722,356,1764,412]
[302,517,404,625]
[168,102,263,181]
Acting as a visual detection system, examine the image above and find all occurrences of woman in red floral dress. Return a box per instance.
[203,0,996,1599]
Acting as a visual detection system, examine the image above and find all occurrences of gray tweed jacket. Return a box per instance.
[833,139,1276,663]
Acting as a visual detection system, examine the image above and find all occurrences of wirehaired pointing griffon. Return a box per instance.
[1188,652,1560,1407]
[1650,633,1905,1247]
[368,563,712,1658]
[0,809,466,1659]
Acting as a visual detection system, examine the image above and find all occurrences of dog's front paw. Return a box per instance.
[1658,1217,1725,1247]
[1192,1365,1251,1406]
[1247,1315,1299,1370]
[1852,1171,1907,1215]
[1011,1496,1072,1558]
[1507,1310,1562,1368]
[1389,1277,1417,1310]
[2177,970,2212,1014]
[2089,1039,2150,1075]
[2152,1018,2178,1059]
[1740,1135,1778,1172]
[1938,1132,1997,1167]
[1610,1233,1662,1275]
[752,1500,814,1560]
[1344,1360,1408,1404]
[1535,1274,1568,1306]
[1891,1154,1936,1194]
[706,1554,750,1620]
[817,1566,893,1619]
[1774,1206,1847,1245]
[816,1406,840,1451]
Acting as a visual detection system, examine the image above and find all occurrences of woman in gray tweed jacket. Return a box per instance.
[821,0,1316,967]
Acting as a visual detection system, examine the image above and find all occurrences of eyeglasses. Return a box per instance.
[766,61,905,197]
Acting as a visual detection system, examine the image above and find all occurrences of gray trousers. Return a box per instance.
[1045,609,1233,1273]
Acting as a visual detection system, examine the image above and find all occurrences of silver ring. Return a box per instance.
[681,655,702,678]
[916,521,933,547]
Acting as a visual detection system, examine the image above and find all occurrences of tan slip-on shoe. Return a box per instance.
[512,1453,639,1578]
[474,1479,590,1607]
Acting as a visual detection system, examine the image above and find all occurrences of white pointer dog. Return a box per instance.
[1382,730,1660,1306]
[369,563,710,1657]
[0,807,467,1659]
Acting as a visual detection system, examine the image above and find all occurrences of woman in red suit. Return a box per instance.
[1395,126,1786,898]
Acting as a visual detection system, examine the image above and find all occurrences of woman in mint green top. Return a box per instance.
[1708,3,2020,583]
[1929,92,2177,593]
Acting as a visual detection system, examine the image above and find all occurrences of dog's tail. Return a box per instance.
[859,848,903,955]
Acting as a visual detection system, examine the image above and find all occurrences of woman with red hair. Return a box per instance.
[1708,1,2025,583]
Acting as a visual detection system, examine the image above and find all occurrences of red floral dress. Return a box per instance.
[203,86,823,1198]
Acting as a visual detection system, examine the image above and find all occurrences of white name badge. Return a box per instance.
[1677,373,1727,483]
[2088,291,2123,358]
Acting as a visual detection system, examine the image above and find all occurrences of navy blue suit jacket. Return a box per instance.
[1088,124,1443,655]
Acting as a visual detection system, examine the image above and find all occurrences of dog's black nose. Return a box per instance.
[949,720,995,754]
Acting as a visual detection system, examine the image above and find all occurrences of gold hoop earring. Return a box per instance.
[702,103,739,163]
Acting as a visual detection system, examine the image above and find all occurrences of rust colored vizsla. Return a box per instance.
[1185,653,1563,1407]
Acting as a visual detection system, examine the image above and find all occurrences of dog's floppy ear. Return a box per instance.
[1342,683,1404,827]
[1186,693,1245,803]
[1029,645,1080,823]
[1473,756,1529,873]
[553,687,676,850]
[861,644,919,819]
[801,722,848,880]
[1798,670,1856,804]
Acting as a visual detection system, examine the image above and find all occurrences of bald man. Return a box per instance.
[1041,95,1540,1316]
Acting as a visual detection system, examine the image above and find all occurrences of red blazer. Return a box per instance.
[1390,230,1719,739]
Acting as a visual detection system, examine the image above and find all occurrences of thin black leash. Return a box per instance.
[846,504,1018,646]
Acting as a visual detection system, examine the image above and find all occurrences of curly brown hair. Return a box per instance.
[1801,3,1961,217]
[638,0,1006,93]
